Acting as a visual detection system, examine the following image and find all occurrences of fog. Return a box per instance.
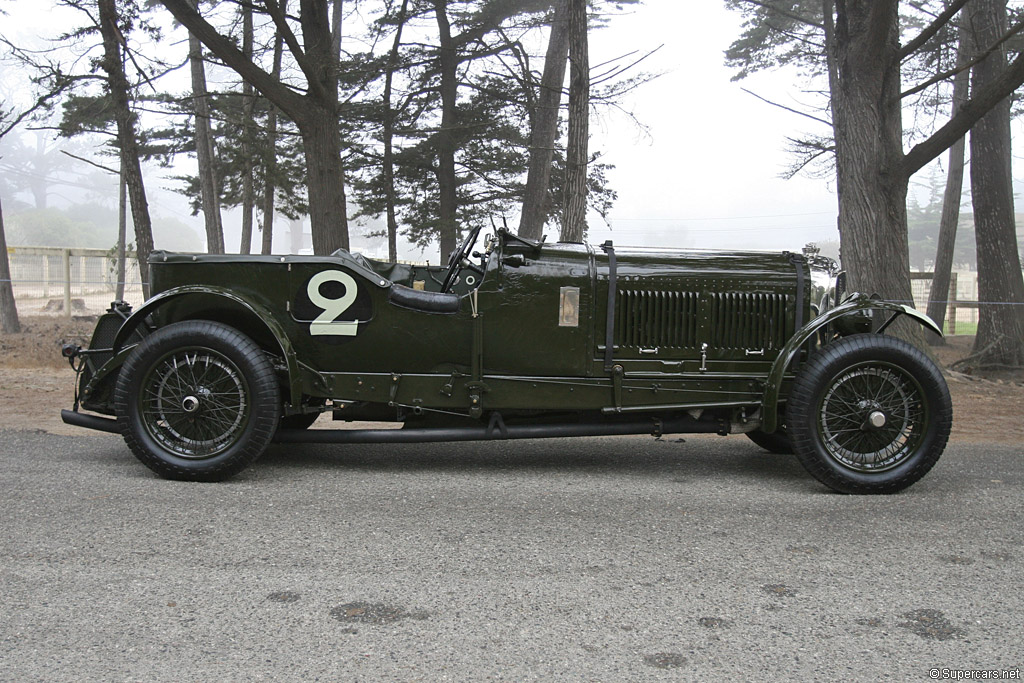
[3,2,1005,262]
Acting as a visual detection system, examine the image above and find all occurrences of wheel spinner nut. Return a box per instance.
[868,410,886,428]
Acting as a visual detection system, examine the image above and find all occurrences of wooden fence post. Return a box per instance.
[62,248,71,319]
[947,272,958,336]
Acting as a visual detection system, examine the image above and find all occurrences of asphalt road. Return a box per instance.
[0,429,1021,681]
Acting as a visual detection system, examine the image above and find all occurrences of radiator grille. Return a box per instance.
[89,313,123,350]
[87,311,145,371]
[614,289,789,351]
[708,292,788,350]
[84,313,125,378]
[616,289,699,349]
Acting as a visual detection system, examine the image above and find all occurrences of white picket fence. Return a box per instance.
[909,271,980,333]
[6,246,145,316]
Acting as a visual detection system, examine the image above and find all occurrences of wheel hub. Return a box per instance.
[182,395,200,413]
[854,399,887,431]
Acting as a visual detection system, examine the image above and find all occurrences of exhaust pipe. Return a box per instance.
[61,409,121,434]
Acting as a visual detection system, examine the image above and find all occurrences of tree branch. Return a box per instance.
[733,0,823,29]
[158,0,306,120]
[263,0,313,84]
[589,46,662,88]
[60,149,118,174]
[0,69,78,139]
[783,145,833,180]
[903,49,1024,177]
[899,0,969,60]
[902,15,1024,99]
[741,87,832,126]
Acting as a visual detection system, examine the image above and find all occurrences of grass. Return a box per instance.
[944,320,977,336]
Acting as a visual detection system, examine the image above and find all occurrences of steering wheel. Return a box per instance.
[440,223,484,292]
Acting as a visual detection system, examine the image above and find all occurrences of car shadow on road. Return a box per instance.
[47,430,984,495]
[256,434,815,487]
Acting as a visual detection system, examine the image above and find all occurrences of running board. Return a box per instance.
[61,409,731,443]
[274,415,723,444]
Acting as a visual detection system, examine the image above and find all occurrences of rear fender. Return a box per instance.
[108,286,302,406]
[760,294,942,433]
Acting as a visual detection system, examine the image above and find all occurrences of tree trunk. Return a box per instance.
[968,0,1024,367]
[0,194,21,333]
[433,0,459,261]
[829,1,919,342]
[925,19,970,346]
[301,0,348,256]
[383,0,410,263]
[560,0,588,243]
[519,0,569,241]
[259,98,278,255]
[239,1,255,254]
[159,0,349,257]
[188,20,225,254]
[261,0,287,256]
[116,163,127,301]
[302,107,349,255]
[99,0,154,298]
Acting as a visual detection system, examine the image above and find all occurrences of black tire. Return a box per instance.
[787,334,952,494]
[746,426,793,454]
[113,321,280,481]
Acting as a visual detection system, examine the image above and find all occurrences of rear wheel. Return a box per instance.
[787,334,951,494]
[113,321,280,481]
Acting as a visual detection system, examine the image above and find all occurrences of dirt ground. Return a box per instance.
[1,315,1022,443]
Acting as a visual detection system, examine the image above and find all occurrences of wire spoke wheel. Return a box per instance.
[141,349,249,459]
[817,364,926,472]
[115,321,280,481]
[787,334,952,494]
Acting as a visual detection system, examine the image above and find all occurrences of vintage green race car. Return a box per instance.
[61,227,952,493]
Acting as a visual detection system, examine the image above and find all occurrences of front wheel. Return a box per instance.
[787,334,952,494]
[113,321,280,481]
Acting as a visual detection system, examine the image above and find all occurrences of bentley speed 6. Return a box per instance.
[61,227,952,493]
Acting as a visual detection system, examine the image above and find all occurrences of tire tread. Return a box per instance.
[787,334,952,494]
[113,321,280,481]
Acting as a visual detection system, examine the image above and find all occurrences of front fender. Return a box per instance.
[760,294,942,433]
[109,286,302,406]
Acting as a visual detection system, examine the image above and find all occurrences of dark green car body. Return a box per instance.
[63,229,951,491]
